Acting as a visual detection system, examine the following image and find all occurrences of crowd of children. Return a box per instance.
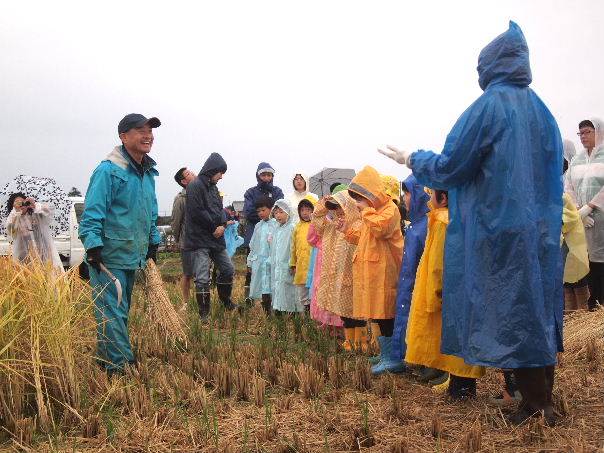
[245,167,479,393]
[237,148,593,428]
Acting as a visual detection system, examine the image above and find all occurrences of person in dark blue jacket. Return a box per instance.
[184,152,237,318]
[80,113,162,375]
[242,162,284,304]
[379,22,563,425]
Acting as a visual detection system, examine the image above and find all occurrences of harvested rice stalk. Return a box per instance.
[563,308,604,358]
[297,363,324,399]
[390,439,409,453]
[462,420,482,453]
[278,362,299,392]
[143,259,188,345]
[252,374,266,407]
[353,357,372,392]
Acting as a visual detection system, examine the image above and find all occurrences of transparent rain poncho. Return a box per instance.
[5,202,63,270]
[565,117,604,262]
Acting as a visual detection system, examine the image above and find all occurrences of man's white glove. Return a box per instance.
[583,215,595,229]
[578,205,593,219]
[378,145,412,167]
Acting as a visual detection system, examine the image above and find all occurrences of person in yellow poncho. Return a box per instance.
[290,197,315,312]
[340,166,403,368]
[405,189,485,399]
[562,193,591,311]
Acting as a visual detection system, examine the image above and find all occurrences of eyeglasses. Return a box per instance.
[577,130,594,137]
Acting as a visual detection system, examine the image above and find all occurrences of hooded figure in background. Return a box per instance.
[287,173,318,222]
[387,176,430,373]
[185,152,237,318]
[379,22,562,425]
[562,139,576,174]
[243,162,285,247]
[565,117,604,310]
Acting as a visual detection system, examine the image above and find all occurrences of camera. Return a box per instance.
[22,201,31,207]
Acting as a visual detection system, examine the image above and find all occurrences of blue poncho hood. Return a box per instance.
[403,175,430,223]
[478,21,532,91]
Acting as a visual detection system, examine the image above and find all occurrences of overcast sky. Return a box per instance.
[1,0,602,214]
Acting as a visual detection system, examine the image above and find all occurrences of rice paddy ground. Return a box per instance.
[0,252,602,452]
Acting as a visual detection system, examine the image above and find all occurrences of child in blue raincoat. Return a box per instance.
[247,197,277,313]
[374,175,430,375]
[269,199,302,313]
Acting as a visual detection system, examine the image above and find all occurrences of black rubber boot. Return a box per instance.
[510,367,556,426]
[418,367,445,383]
[217,283,238,311]
[196,291,211,320]
[447,375,476,400]
[243,287,253,308]
[261,294,272,314]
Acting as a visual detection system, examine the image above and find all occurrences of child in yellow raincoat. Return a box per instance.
[562,193,591,311]
[341,166,403,367]
[290,197,315,311]
[405,189,485,399]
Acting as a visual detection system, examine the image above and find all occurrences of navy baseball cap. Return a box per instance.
[118,113,161,134]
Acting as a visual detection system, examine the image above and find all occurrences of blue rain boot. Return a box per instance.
[370,336,387,375]
[371,336,408,375]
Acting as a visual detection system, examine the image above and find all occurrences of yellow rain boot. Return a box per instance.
[342,328,355,351]
[355,326,370,352]
[431,375,451,394]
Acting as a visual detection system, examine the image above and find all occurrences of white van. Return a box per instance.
[0,196,85,269]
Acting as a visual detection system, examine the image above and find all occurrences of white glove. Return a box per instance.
[378,145,412,167]
[578,205,593,219]
[583,215,595,228]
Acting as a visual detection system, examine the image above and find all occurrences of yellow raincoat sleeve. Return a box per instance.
[290,224,299,268]
[360,203,399,239]
[562,193,590,283]
[425,220,446,313]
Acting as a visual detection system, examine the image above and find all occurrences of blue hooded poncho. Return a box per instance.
[391,175,430,362]
[409,22,563,368]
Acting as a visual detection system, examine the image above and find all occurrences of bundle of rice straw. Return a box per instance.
[563,307,604,358]
[143,259,188,345]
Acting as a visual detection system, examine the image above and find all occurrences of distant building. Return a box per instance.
[232,200,245,217]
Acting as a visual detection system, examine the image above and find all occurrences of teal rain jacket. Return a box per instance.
[410,22,563,368]
[80,146,161,269]
[269,199,302,312]
[247,218,277,298]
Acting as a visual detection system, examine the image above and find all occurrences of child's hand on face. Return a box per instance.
[336,217,347,232]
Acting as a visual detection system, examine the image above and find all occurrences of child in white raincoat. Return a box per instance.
[269,198,302,313]
[5,193,63,271]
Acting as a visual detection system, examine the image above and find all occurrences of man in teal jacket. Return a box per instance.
[79,113,162,375]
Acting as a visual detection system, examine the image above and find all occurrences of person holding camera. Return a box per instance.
[79,113,162,376]
[5,192,63,270]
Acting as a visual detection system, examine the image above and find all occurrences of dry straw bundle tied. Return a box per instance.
[143,259,188,346]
